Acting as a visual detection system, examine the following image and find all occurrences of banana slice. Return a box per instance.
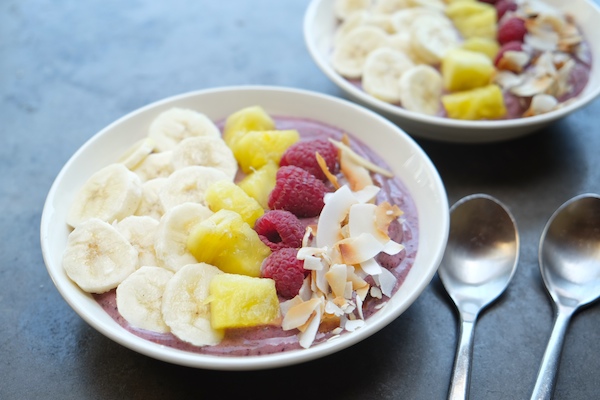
[62,218,138,293]
[171,136,238,181]
[374,0,412,14]
[334,0,372,20]
[67,163,142,228]
[148,108,221,152]
[132,151,174,182]
[410,14,459,65]
[154,202,213,272]
[118,137,156,169]
[134,177,167,220]
[115,215,159,268]
[332,25,389,79]
[390,7,442,32]
[116,266,174,333]
[161,263,224,346]
[398,64,443,115]
[363,47,414,103]
[158,166,229,211]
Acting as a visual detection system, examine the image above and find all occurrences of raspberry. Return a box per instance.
[254,210,305,251]
[376,218,405,269]
[280,139,339,181]
[495,0,518,20]
[497,17,527,45]
[268,165,328,218]
[494,40,523,67]
[261,248,306,298]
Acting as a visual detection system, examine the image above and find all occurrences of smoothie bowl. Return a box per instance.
[304,0,600,143]
[40,86,449,370]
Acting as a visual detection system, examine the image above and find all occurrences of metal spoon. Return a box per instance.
[531,193,600,400]
[439,194,520,400]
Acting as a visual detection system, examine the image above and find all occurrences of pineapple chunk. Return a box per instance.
[441,48,494,91]
[187,209,271,277]
[446,1,497,40]
[460,37,499,61]
[233,130,300,174]
[204,180,264,226]
[209,273,280,329]
[238,161,278,209]
[223,106,275,149]
[442,84,507,120]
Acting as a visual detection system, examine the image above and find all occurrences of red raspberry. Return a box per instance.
[495,0,518,20]
[268,166,328,218]
[261,248,306,299]
[494,40,523,67]
[497,17,527,45]
[376,219,405,269]
[280,139,339,181]
[254,210,305,251]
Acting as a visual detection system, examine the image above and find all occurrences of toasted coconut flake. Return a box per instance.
[317,185,358,248]
[331,327,343,335]
[325,299,345,316]
[494,70,524,89]
[315,266,330,295]
[370,286,383,299]
[375,202,403,235]
[282,297,322,331]
[523,93,559,117]
[299,277,313,301]
[344,319,365,332]
[360,257,383,276]
[510,74,555,97]
[330,139,394,177]
[353,184,381,203]
[326,263,348,298]
[525,32,558,52]
[302,226,313,248]
[299,306,323,348]
[374,268,397,297]
[498,50,530,73]
[297,246,326,260]
[316,152,340,190]
[382,240,404,255]
[356,284,370,301]
[349,203,389,242]
[555,58,575,97]
[339,147,373,191]
[280,295,304,315]
[356,295,364,320]
[346,265,369,290]
[337,232,385,265]
[303,255,324,271]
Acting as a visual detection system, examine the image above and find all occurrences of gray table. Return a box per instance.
[2,1,600,399]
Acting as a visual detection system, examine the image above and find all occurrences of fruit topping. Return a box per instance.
[442,48,495,92]
[261,247,307,299]
[204,180,264,226]
[186,209,271,277]
[209,273,280,329]
[495,0,517,20]
[497,17,527,45]
[233,129,300,174]
[223,105,275,148]
[268,165,328,218]
[254,210,305,251]
[442,84,507,120]
[280,138,340,181]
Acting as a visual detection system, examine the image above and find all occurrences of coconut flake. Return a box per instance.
[370,286,383,299]
[344,319,365,332]
[494,71,524,89]
[360,257,383,276]
[298,306,323,349]
[282,297,322,331]
[353,184,381,203]
[374,268,397,297]
[349,203,389,242]
[337,232,385,265]
[523,93,559,116]
[382,240,404,255]
[326,263,348,298]
[316,185,358,248]
[331,139,394,178]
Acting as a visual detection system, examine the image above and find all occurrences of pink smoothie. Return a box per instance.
[94,116,419,356]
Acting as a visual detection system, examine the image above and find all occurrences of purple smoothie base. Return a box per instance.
[94,116,419,356]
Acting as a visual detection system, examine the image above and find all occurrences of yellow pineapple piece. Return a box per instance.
[187,209,271,277]
[442,84,507,120]
[204,180,264,226]
[460,37,499,61]
[233,129,300,174]
[223,106,275,148]
[209,273,280,329]
[446,1,497,40]
[441,48,494,91]
[237,161,278,209]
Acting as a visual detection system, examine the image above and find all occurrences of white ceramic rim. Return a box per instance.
[40,85,449,370]
[303,0,600,141]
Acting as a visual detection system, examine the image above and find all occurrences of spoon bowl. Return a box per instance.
[531,193,600,400]
[439,194,519,400]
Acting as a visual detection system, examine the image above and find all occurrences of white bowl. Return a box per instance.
[40,86,449,370]
[304,0,600,143]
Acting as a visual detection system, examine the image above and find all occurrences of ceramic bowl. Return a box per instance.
[40,86,449,370]
[304,0,600,143]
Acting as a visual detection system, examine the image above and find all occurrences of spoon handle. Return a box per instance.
[448,314,477,400]
[530,305,574,400]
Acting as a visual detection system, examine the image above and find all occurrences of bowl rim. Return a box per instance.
[303,0,600,135]
[40,84,449,370]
